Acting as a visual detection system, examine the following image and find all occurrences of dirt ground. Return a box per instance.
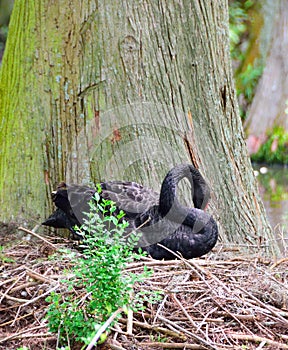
[0,224,288,350]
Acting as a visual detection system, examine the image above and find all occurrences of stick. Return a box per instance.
[126,308,133,335]
[86,308,123,350]
[172,294,211,343]
[237,286,288,326]
[143,343,207,349]
[156,315,219,350]
[18,226,57,249]
[270,257,288,269]
[0,290,29,304]
[227,332,288,349]
[0,272,25,304]
[0,325,47,343]
[118,318,187,340]
[25,266,55,284]
[109,343,128,350]
[0,311,34,327]
[11,283,60,326]
[9,281,39,294]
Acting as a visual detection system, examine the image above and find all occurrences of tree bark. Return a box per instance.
[245,0,288,154]
[0,0,280,256]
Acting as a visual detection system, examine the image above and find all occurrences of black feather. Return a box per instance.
[43,164,218,260]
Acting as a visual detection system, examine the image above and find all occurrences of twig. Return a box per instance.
[227,332,288,349]
[237,286,288,326]
[152,293,169,324]
[0,272,25,303]
[0,311,34,327]
[86,308,123,350]
[143,342,207,349]
[18,226,57,249]
[12,283,60,326]
[196,307,219,331]
[211,297,254,336]
[109,343,128,350]
[157,246,255,336]
[9,281,39,294]
[0,325,48,343]
[0,290,29,304]
[123,217,151,239]
[172,294,212,343]
[25,266,55,284]
[118,318,187,341]
[126,308,133,335]
[270,257,288,269]
[125,258,243,271]
[134,321,187,341]
[156,315,219,350]
[0,277,19,287]
[2,333,53,340]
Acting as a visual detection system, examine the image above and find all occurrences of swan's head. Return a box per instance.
[185,164,211,210]
[51,182,95,228]
[192,180,210,210]
[51,182,70,212]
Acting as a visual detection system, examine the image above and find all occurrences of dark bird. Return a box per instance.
[43,164,218,260]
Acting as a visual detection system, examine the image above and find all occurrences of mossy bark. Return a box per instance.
[0,1,280,256]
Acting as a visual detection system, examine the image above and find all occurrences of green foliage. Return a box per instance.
[0,245,15,263]
[150,333,168,343]
[46,194,162,347]
[251,127,288,164]
[229,1,254,57]
[229,1,253,61]
[237,62,263,102]
[229,0,263,120]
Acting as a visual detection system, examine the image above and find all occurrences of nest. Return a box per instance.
[0,226,288,350]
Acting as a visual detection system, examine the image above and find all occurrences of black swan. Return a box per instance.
[43,164,218,259]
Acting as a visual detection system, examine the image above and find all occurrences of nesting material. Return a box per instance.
[0,229,287,350]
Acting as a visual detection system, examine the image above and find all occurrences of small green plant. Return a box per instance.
[0,245,15,263]
[46,192,161,347]
[241,345,248,350]
[150,333,168,343]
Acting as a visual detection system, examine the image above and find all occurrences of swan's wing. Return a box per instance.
[100,181,159,216]
[52,181,159,223]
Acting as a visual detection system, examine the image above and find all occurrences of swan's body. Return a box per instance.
[43,164,218,259]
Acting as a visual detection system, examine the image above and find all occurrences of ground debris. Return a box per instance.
[0,231,287,350]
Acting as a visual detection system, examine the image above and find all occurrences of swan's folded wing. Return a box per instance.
[100,181,159,216]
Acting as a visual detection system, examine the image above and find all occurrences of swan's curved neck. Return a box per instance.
[158,165,209,220]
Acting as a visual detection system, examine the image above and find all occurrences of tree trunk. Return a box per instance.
[245,0,288,154]
[0,0,280,256]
